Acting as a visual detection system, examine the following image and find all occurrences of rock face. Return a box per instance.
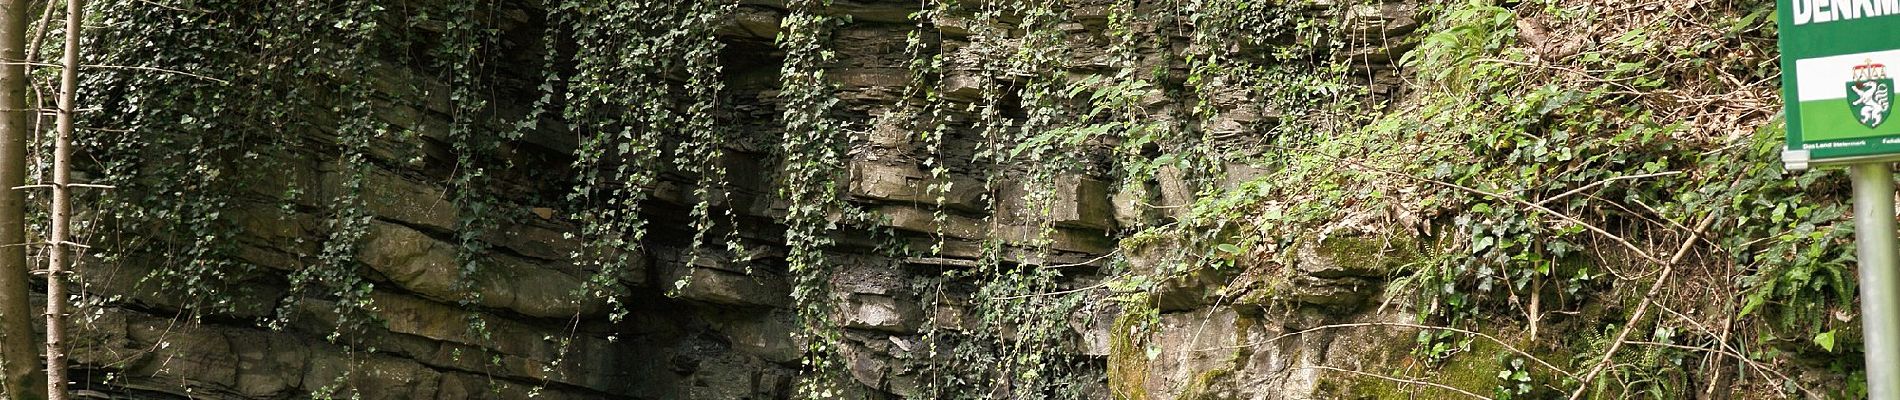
[1108,236,1427,400]
[50,0,1428,399]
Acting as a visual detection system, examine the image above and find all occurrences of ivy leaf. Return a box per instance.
[1814,330,1837,352]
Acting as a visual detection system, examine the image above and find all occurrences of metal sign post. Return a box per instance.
[1854,163,1900,399]
[1778,1,1900,397]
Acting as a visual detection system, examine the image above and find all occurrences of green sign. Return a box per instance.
[1779,0,1900,169]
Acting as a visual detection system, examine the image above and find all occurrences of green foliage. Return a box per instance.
[84,0,394,327]
[83,2,401,395]
[69,0,1860,398]
[435,0,499,311]
[1083,0,1855,396]
[1389,0,1853,396]
[773,0,859,396]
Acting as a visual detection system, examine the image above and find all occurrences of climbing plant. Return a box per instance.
[771,0,862,396]
[55,0,1861,398]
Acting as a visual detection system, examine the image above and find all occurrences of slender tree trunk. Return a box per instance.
[43,0,77,398]
[0,0,40,398]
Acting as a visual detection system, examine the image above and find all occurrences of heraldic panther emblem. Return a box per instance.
[1849,59,1893,129]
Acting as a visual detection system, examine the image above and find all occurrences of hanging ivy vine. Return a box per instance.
[59,0,1849,398]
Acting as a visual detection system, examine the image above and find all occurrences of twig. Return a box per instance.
[1703,265,1738,397]
[1211,321,1573,378]
[1305,150,1665,265]
[83,64,228,84]
[13,183,113,190]
[1653,302,1820,398]
[1567,213,1716,400]
[992,281,1107,300]
[0,61,227,84]
[23,0,54,73]
[1624,340,1713,353]
[1044,249,1119,269]
[991,251,1121,300]
[988,250,1120,300]
[1533,171,1682,207]
[1301,365,1494,400]
[1438,177,1663,263]
[135,0,190,12]
[1258,143,1663,264]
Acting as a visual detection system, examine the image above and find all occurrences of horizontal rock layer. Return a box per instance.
[50,0,1426,399]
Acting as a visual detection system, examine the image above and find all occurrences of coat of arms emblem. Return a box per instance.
[1849,60,1892,129]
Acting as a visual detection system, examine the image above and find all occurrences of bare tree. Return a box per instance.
[0,0,40,398]
[43,0,78,398]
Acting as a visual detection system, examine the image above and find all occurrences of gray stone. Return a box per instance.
[838,294,923,333]
[358,221,607,318]
[1154,165,1195,220]
[301,349,442,400]
[231,329,312,398]
[989,224,1117,255]
[717,6,782,40]
[125,319,240,390]
[1070,303,1119,357]
[326,169,458,231]
[850,163,987,212]
[1052,175,1116,231]
[1295,235,1414,279]
[830,68,909,89]
[830,259,907,296]
[1140,309,1250,399]
[1220,162,1271,190]
[1283,275,1378,308]
[1346,1,1422,39]
[1111,183,1157,229]
[1125,239,1233,312]
[60,1,1461,399]
[711,309,805,364]
[941,71,985,101]
[484,217,581,261]
[671,266,792,307]
[840,332,923,398]
[874,205,987,240]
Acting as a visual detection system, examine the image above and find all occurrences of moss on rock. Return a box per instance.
[1109,296,1154,400]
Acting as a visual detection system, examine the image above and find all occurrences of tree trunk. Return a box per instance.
[0,0,40,398]
[44,0,78,398]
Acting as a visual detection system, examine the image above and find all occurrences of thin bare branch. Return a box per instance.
[1223,321,1573,378]
[1533,171,1682,207]
[13,183,114,190]
[992,281,1107,300]
[1567,213,1716,400]
[0,60,227,84]
[1273,145,1666,265]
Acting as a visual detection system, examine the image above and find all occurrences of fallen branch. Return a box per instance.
[1567,212,1716,400]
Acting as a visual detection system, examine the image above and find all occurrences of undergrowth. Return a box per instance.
[1115,0,1862,398]
[53,0,1867,398]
